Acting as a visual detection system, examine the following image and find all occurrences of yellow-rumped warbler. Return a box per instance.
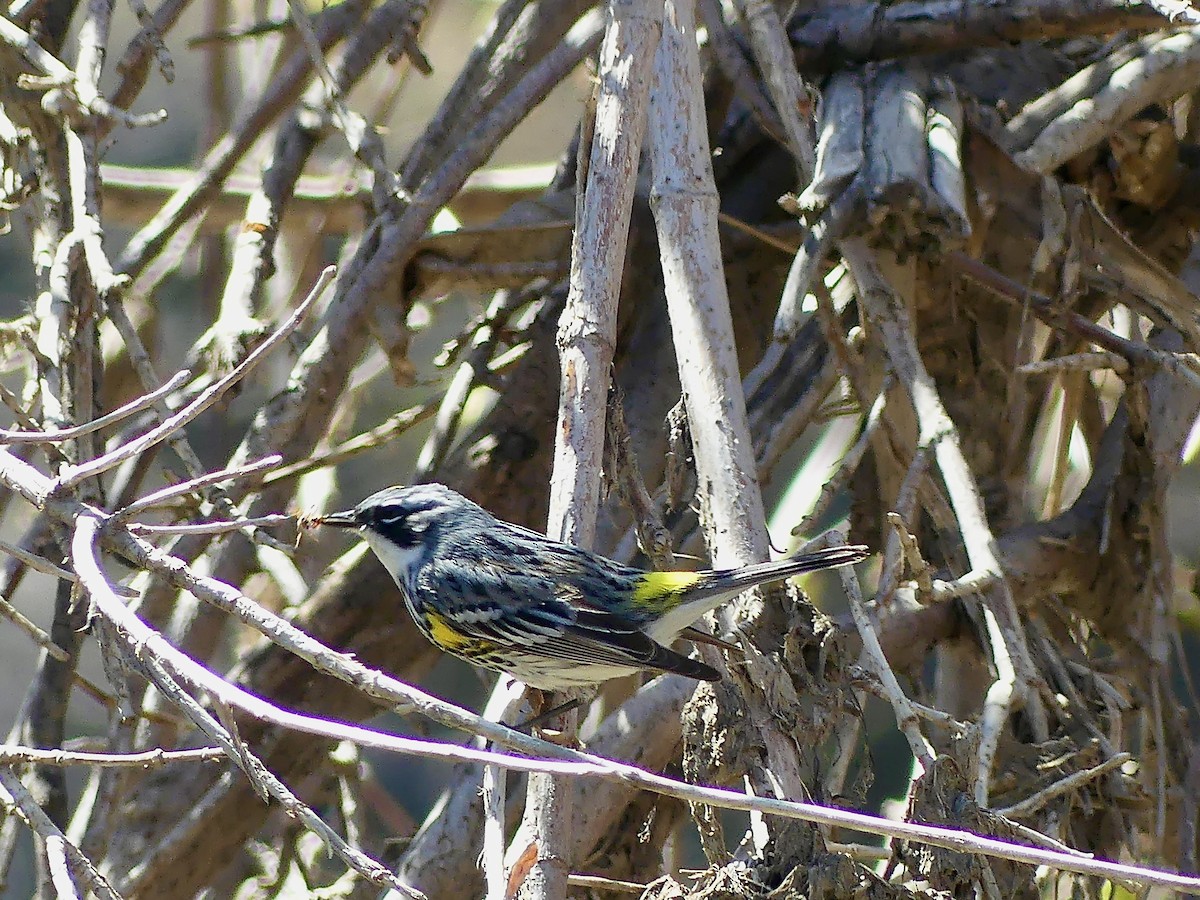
[320,483,868,690]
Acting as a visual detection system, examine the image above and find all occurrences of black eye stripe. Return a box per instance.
[376,512,407,525]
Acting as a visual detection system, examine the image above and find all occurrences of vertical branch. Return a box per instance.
[17,5,114,884]
[481,683,526,900]
[0,15,74,890]
[649,0,768,568]
[661,0,765,779]
[735,0,816,172]
[548,0,662,545]
[394,684,526,898]
[33,233,74,440]
[197,0,231,316]
[649,0,809,857]
[520,2,663,897]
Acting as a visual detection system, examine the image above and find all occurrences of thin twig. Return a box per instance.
[102,294,226,507]
[264,402,436,485]
[0,595,69,661]
[0,767,121,899]
[53,266,333,489]
[0,745,227,767]
[0,536,78,583]
[566,873,646,894]
[1017,352,1130,376]
[995,753,1133,819]
[114,455,283,519]
[125,514,293,536]
[792,375,890,537]
[839,541,936,770]
[0,381,41,431]
[604,384,673,567]
[414,288,530,479]
[0,370,190,444]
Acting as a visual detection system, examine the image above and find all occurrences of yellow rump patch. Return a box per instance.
[426,610,489,655]
[633,570,703,604]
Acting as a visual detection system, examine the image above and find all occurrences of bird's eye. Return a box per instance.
[375,507,408,526]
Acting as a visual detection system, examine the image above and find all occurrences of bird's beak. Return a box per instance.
[320,509,360,529]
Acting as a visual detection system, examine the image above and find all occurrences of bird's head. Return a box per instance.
[321,484,486,581]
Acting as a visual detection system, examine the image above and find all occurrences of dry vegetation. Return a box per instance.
[2,0,1200,897]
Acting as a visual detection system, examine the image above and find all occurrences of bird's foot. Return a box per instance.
[514,695,582,733]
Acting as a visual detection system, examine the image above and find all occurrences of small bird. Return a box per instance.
[319,483,868,690]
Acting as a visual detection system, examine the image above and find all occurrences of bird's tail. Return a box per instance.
[687,545,869,604]
[644,544,869,645]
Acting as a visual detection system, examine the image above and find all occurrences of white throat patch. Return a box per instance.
[361,530,425,587]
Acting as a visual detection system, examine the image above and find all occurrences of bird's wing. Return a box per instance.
[417,559,719,680]
[561,604,718,679]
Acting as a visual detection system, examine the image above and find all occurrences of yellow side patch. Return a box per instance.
[633,570,703,604]
[426,610,490,656]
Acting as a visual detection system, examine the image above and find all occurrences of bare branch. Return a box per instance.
[114,454,283,519]
[1008,29,1200,174]
[0,370,189,444]
[125,514,293,536]
[0,768,120,900]
[0,745,226,767]
[788,0,1167,71]
[837,542,936,769]
[52,265,332,489]
[0,594,68,663]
